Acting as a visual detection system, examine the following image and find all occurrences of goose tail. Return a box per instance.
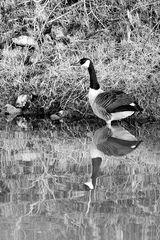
[133,102,143,112]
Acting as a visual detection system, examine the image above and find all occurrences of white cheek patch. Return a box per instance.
[82,60,90,68]
[130,103,135,106]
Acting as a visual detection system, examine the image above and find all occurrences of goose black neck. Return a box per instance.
[88,62,100,90]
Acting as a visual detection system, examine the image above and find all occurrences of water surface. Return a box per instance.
[0,117,160,240]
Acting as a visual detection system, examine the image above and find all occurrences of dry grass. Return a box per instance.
[0,0,160,119]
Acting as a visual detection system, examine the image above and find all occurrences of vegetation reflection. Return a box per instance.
[0,119,160,239]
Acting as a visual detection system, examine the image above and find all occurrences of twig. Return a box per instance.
[142,20,160,52]
[48,1,83,24]
[89,1,106,29]
[131,0,160,13]
[83,0,90,26]
[38,2,62,39]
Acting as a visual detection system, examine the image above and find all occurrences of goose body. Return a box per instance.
[74,58,143,126]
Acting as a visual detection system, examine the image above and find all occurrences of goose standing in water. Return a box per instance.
[72,58,143,126]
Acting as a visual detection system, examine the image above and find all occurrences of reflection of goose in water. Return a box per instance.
[92,125,142,157]
[84,125,142,190]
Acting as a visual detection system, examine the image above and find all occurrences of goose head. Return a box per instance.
[79,58,91,68]
[72,58,91,68]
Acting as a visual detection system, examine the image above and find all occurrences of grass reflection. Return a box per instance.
[0,119,160,239]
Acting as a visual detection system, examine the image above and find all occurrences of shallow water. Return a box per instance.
[0,117,160,240]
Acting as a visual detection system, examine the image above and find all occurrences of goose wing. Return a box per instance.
[95,90,136,113]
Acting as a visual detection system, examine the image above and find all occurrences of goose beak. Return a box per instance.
[71,61,80,66]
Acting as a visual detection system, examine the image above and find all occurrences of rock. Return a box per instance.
[12,35,38,47]
[16,93,38,108]
[50,114,61,121]
[16,117,28,130]
[16,94,28,108]
[4,104,21,115]
[50,110,69,121]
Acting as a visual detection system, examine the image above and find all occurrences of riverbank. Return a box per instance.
[0,0,160,120]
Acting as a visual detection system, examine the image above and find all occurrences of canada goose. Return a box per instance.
[84,124,142,190]
[72,58,143,126]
